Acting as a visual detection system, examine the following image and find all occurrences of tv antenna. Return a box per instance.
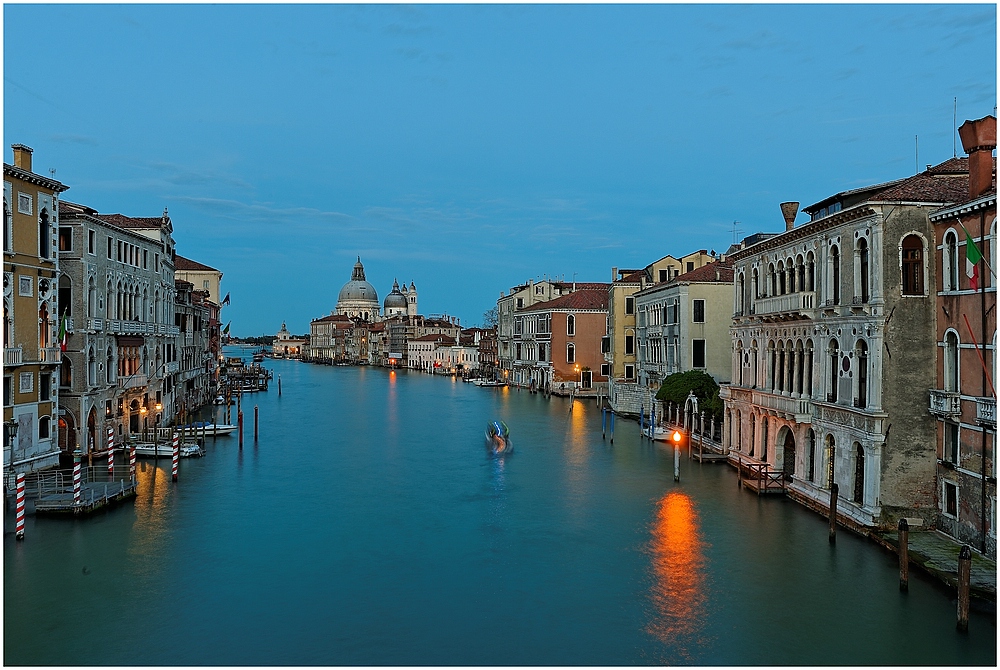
[732,221,743,245]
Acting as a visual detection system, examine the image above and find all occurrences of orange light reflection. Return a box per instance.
[647,491,708,657]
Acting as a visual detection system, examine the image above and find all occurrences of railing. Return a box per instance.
[754,291,816,317]
[39,347,62,363]
[720,385,753,404]
[734,454,786,494]
[164,361,179,374]
[87,318,104,331]
[118,373,147,390]
[976,397,996,427]
[65,318,75,332]
[4,347,23,366]
[751,390,812,419]
[929,389,961,417]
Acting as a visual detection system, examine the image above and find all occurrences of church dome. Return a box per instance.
[338,258,378,304]
[384,279,407,310]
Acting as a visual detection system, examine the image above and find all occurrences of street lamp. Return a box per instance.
[5,419,18,448]
[672,430,683,482]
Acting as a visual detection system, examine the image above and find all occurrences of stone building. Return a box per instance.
[273,321,308,358]
[3,144,69,475]
[626,260,734,416]
[309,313,354,363]
[927,115,997,557]
[174,279,216,418]
[408,333,456,372]
[721,158,974,531]
[515,287,610,395]
[55,200,180,456]
[174,254,223,306]
[336,258,380,321]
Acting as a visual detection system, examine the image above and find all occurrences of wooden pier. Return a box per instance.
[733,455,787,495]
[19,467,138,516]
[220,357,270,395]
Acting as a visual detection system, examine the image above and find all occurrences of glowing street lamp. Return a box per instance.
[672,430,682,482]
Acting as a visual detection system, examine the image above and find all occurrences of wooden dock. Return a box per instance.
[18,467,138,516]
[734,456,787,495]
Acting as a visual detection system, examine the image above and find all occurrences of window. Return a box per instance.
[693,339,706,368]
[144,250,148,269]
[58,226,72,252]
[945,422,960,464]
[806,430,816,482]
[901,234,924,295]
[858,238,870,303]
[693,299,705,323]
[944,231,959,291]
[624,363,635,379]
[624,296,635,315]
[658,269,668,282]
[40,373,50,401]
[38,416,50,439]
[516,298,523,309]
[87,229,96,254]
[853,443,865,504]
[830,245,840,304]
[944,481,958,517]
[107,236,113,259]
[39,210,50,259]
[58,275,72,317]
[944,331,959,392]
[625,333,635,355]
[686,262,694,272]
[17,192,32,215]
[19,372,33,393]
[827,339,839,402]
[600,363,610,376]
[566,343,575,363]
[567,314,575,336]
[18,275,32,297]
[855,340,868,408]
[3,376,10,406]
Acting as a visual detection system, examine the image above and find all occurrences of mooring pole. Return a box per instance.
[957,545,972,631]
[238,411,244,450]
[602,407,606,439]
[828,483,839,544]
[898,518,909,591]
[15,472,26,540]
[73,450,83,505]
[278,374,282,397]
[254,405,259,441]
[171,432,179,482]
[610,411,615,444]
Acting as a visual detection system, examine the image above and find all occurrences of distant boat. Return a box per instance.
[131,442,205,458]
[485,420,512,455]
[185,421,238,436]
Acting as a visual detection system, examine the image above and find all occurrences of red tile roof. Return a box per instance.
[550,281,610,291]
[671,260,734,284]
[615,270,647,284]
[175,255,219,272]
[412,333,456,344]
[312,314,352,323]
[520,288,609,312]
[96,213,166,230]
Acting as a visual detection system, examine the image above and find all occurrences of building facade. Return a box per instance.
[928,115,997,557]
[722,159,973,531]
[4,145,69,475]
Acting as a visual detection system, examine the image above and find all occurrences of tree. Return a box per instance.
[482,307,498,329]
[655,370,724,422]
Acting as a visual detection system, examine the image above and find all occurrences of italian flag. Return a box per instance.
[962,223,983,291]
[58,312,68,352]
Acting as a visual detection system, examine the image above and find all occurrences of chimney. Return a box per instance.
[779,202,799,231]
[958,115,997,199]
[11,144,32,172]
[612,266,617,282]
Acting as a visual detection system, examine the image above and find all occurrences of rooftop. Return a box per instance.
[520,287,610,312]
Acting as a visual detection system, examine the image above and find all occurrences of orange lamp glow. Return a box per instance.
[672,431,682,443]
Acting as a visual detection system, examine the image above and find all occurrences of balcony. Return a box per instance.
[929,389,961,417]
[976,397,996,427]
[752,390,813,422]
[4,347,23,366]
[87,318,104,331]
[754,291,816,320]
[118,373,147,390]
[39,347,62,364]
[720,385,754,405]
[65,318,75,333]
[165,361,179,374]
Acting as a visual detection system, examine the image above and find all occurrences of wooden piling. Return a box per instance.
[898,518,909,591]
[278,374,282,396]
[610,411,615,444]
[957,545,971,631]
[254,405,259,441]
[602,407,606,439]
[828,483,839,544]
[238,411,244,449]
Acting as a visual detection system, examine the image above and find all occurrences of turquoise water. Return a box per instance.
[4,354,997,665]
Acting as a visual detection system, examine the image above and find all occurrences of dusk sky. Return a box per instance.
[4,3,996,336]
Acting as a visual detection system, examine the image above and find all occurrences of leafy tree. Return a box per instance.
[482,307,498,329]
[655,370,724,422]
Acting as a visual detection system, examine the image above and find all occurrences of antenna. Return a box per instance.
[953,97,957,158]
[49,168,56,178]
[732,221,743,245]
[915,135,918,174]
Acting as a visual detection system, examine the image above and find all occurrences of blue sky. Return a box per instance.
[4,4,996,335]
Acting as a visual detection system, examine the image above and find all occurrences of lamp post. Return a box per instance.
[672,430,683,482]
[5,419,19,487]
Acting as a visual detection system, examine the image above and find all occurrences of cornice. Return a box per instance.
[929,193,997,222]
[3,163,69,193]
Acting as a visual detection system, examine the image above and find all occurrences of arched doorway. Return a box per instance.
[87,406,98,455]
[781,428,796,482]
[58,413,77,453]
[129,399,140,435]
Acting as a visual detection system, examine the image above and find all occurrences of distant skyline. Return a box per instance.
[4,3,996,335]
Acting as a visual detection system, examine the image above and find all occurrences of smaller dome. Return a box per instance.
[384,279,407,309]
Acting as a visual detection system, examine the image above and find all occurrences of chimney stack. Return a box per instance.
[612,266,617,282]
[958,115,997,199]
[11,144,32,172]
[780,202,799,231]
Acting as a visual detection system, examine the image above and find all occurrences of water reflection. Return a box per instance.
[647,490,708,660]
[128,462,174,577]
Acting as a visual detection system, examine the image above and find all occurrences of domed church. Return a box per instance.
[336,258,380,321]
[383,279,418,317]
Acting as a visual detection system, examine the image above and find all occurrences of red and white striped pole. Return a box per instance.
[15,472,26,540]
[171,431,179,482]
[73,451,82,505]
[129,442,137,482]
[107,426,115,478]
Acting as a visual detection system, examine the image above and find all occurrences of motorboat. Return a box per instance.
[130,442,205,458]
[485,420,512,455]
[641,425,671,442]
[184,421,238,436]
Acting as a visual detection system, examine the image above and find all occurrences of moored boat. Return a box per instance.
[485,420,512,455]
[184,421,238,436]
[130,442,205,458]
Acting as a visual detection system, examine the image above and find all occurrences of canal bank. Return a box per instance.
[5,357,996,666]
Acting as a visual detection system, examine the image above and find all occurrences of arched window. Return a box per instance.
[749,413,756,457]
[39,415,50,440]
[88,347,96,386]
[761,417,769,463]
[58,274,72,317]
[825,434,836,488]
[944,230,959,291]
[752,268,760,301]
[88,277,97,317]
[39,303,51,348]
[60,358,72,388]
[768,263,776,296]
[566,342,575,363]
[830,245,841,304]
[807,251,816,291]
[901,234,924,295]
[855,340,869,408]
[828,339,839,402]
[567,314,575,336]
[853,442,865,505]
[796,255,805,293]
[751,339,759,388]
[858,238,870,303]
[106,346,115,384]
[777,260,787,295]
[737,273,745,314]
[944,330,959,392]
[39,209,51,259]
[806,429,816,482]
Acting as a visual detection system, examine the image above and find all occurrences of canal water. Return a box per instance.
[4,353,997,665]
